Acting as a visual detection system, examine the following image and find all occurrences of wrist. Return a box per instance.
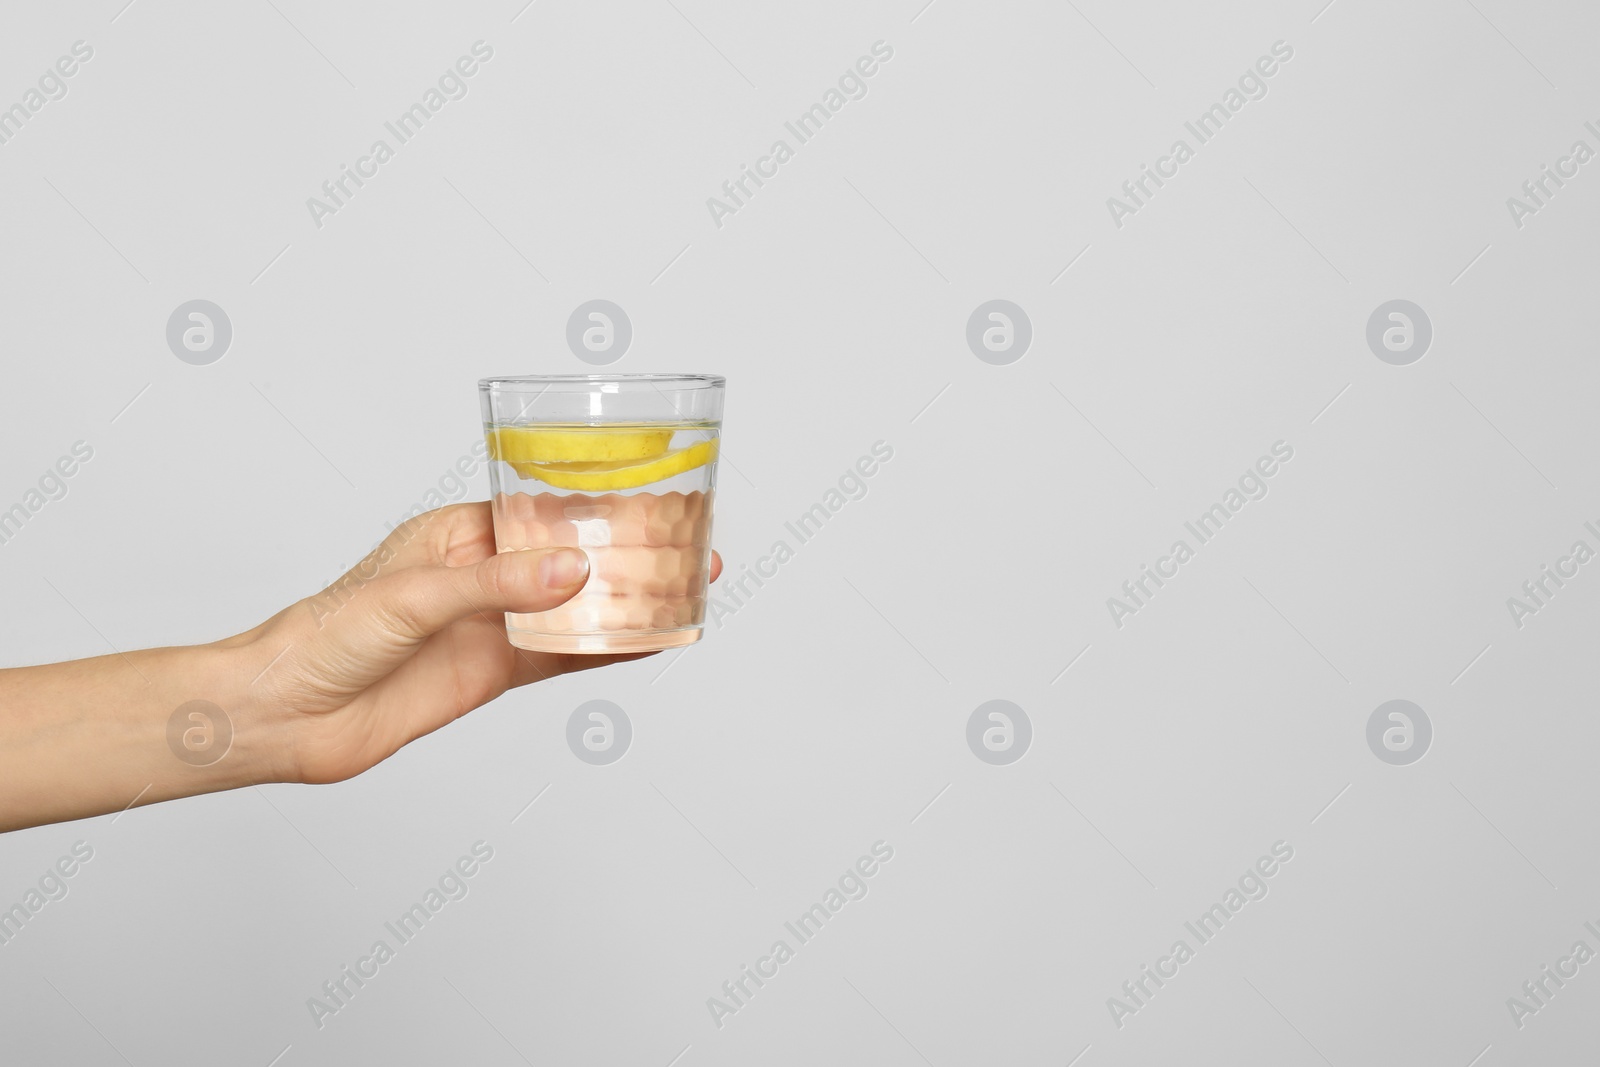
[180,637,303,789]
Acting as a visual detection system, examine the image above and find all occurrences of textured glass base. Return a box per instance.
[506,625,703,655]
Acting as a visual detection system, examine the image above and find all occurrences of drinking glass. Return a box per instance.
[478,374,724,653]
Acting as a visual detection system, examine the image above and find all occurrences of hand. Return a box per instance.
[238,501,722,785]
[0,501,720,832]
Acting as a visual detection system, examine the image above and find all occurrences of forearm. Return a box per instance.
[0,641,296,832]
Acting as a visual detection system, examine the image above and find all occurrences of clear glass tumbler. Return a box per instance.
[478,374,724,653]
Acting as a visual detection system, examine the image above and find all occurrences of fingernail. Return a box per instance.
[539,548,589,587]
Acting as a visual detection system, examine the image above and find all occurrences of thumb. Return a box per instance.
[325,547,589,650]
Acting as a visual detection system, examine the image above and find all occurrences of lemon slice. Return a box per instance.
[509,440,718,491]
[487,426,674,464]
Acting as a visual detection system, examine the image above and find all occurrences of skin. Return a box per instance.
[0,502,722,833]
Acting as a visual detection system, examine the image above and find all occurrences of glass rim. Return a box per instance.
[480,373,724,389]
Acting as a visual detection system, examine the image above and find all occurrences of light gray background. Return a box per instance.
[1,0,1597,1064]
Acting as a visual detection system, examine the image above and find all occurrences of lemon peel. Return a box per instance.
[507,439,718,491]
[487,426,674,464]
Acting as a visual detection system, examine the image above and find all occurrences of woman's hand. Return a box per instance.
[243,501,719,785]
[0,501,719,832]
